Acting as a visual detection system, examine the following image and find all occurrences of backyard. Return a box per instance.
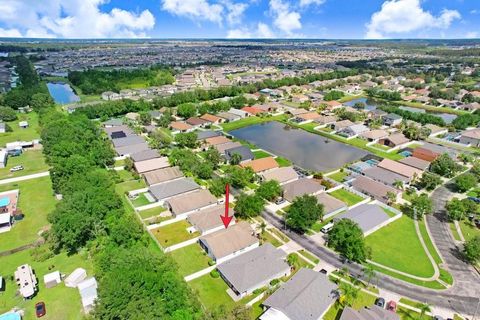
[0,112,41,147]
[189,273,236,310]
[329,170,349,183]
[0,150,49,179]
[329,189,364,206]
[168,243,213,277]
[365,216,435,278]
[0,177,57,252]
[0,246,93,320]
[138,206,167,220]
[151,220,199,247]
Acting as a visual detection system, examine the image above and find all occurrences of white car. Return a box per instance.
[10,165,24,172]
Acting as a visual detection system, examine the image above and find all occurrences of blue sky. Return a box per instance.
[0,0,478,39]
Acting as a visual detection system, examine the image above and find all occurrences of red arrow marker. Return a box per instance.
[221,183,233,228]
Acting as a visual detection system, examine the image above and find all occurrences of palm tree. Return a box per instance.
[362,265,376,288]
[339,266,349,278]
[393,179,404,191]
[386,191,397,205]
[259,222,267,235]
[338,282,359,307]
[419,303,431,319]
[287,253,299,269]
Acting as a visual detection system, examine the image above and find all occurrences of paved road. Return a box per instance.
[262,210,480,317]
[427,185,480,307]
[0,171,50,185]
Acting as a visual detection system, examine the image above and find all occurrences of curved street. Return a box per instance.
[261,208,480,317]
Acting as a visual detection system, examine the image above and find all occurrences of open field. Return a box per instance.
[221,115,287,132]
[329,171,349,182]
[329,189,364,206]
[253,150,271,159]
[189,273,236,310]
[0,150,49,179]
[0,177,56,252]
[168,243,213,277]
[0,246,93,320]
[0,113,41,147]
[459,219,480,242]
[151,220,199,247]
[365,216,435,278]
[138,206,167,219]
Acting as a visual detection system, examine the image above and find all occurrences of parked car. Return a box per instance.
[10,165,24,172]
[468,196,480,204]
[319,269,328,274]
[321,222,334,233]
[386,301,397,312]
[35,302,46,318]
[374,297,386,308]
[274,197,286,205]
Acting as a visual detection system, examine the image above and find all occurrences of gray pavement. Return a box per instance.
[261,209,480,317]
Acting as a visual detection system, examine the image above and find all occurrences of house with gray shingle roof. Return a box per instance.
[260,268,338,320]
[148,177,199,202]
[217,243,290,298]
[334,203,396,236]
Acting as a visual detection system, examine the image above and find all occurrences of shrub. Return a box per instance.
[210,269,220,278]
[269,279,280,286]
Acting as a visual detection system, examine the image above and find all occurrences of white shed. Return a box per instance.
[78,277,98,314]
[64,268,87,288]
[43,271,61,288]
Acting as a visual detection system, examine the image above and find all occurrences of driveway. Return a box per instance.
[261,209,480,317]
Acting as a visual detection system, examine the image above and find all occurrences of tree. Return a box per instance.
[156,109,173,128]
[138,111,152,125]
[0,106,17,122]
[446,198,466,222]
[419,303,431,319]
[30,92,54,110]
[393,179,404,190]
[256,180,281,201]
[234,193,265,219]
[386,191,397,205]
[362,265,376,287]
[328,219,368,262]
[410,193,434,218]
[338,282,360,307]
[229,152,242,165]
[430,153,461,178]
[209,178,228,197]
[224,166,255,189]
[149,129,172,150]
[454,173,477,193]
[192,162,213,179]
[324,90,345,101]
[418,172,442,191]
[174,132,197,148]
[463,236,480,264]
[176,103,197,118]
[286,253,299,268]
[285,195,324,233]
[204,147,222,169]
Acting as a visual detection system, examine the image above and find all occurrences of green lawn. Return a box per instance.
[151,220,199,247]
[329,171,349,182]
[459,219,480,242]
[466,188,480,198]
[189,273,236,310]
[269,228,289,243]
[0,113,41,147]
[371,143,391,151]
[260,231,283,247]
[398,307,432,320]
[365,216,435,278]
[275,156,292,167]
[0,246,93,320]
[130,192,152,207]
[449,222,462,241]
[0,177,56,252]
[168,243,213,277]
[0,150,49,179]
[115,169,135,182]
[138,206,167,219]
[114,159,125,167]
[221,115,287,132]
[417,218,443,265]
[253,150,271,159]
[298,249,320,264]
[399,297,423,309]
[329,189,364,206]
[115,179,146,195]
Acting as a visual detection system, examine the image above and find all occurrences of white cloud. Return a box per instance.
[162,0,224,24]
[224,1,249,25]
[365,0,461,39]
[0,27,22,37]
[0,0,155,38]
[299,0,325,7]
[470,9,479,15]
[270,0,302,35]
[227,22,275,38]
[465,31,478,39]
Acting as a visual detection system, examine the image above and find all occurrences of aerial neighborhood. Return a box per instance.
[0,37,479,320]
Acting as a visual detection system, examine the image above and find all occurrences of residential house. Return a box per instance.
[460,102,480,112]
[241,157,279,173]
[335,203,395,236]
[352,175,401,204]
[412,147,441,162]
[377,159,423,180]
[399,157,430,171]
[130,149,160,162]
[205,136,231,147]
[315,193,348,219]
[187,204,234,235]
[241,106,264,116]
[293,112,321,124]
[459,128,480,147]
[149,177,200,202]
[331,120,354,132]
[338,124,369,138]
[227,108,250,118]
[282,178,325,202]
[218,244,290,298]
[143,166,184,186]
[260,268,338,320]
[323,100,343,111]
[424,124,448,137]
[288,108,309,117]
[378,133,410,148]
[196,130,223,140]
[164,189,218,219]
[170,121,194,133]
[112,135,145,149]
[382,113,403,127]
[186,117,210,128]
[133,157,170,174]
[115,142,150,157]
[217,112,241,122]
[314,115,337,127]
[200,113,223,124]
[215,141,242,154]
[224,146,255,163]
[359,129,389,142]
[363,166,409,187]
[260,167,299,185]
[198,221,259,264]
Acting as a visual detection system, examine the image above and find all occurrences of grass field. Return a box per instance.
[329,189,364,206]
[115,179,146,195]
[417,218,443,265]
[459,220,480,242]
[0,246,93,320]
[329,171,349,182]
[168,243,213,277]
[221,115,287,132]
[151,220,199,247]
[130,192,152,207]
[0,150,49,179]
[269,228,290,243]
[0,113,41,147]
[253,150,271,159]
[275,156,292,167]
[189,273,236,310]
[323,290,377,320]
[260,231,282,247]
[365,216,435,278]
[138,206,167,219]
[0,177,56,252]
[298,249,320,264]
